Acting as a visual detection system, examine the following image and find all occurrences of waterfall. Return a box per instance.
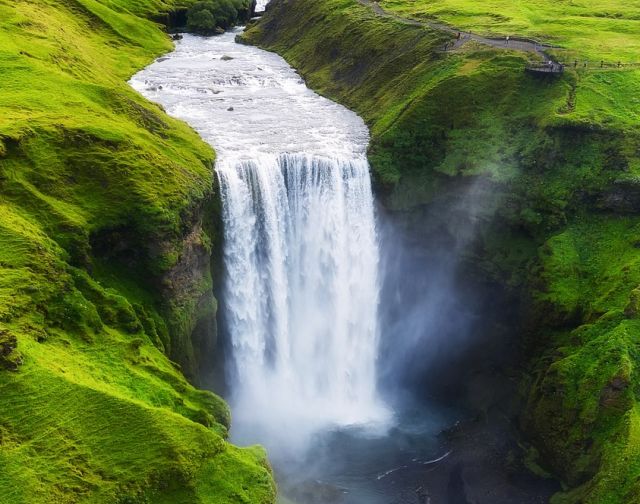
[219,153,388,449]
[255,0,269,12]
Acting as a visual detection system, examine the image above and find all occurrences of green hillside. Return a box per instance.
[0,0,274,502]
[244,0,640,501]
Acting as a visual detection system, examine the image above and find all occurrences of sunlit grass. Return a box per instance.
[380,0,640,61]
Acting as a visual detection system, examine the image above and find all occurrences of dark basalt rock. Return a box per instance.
[600,376,630,410]
[0,330,22,371]
[285,480,346,504]
[597,178,640,213]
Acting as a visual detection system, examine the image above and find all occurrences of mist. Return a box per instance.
[376,177,501,408]
[225,175,514,503]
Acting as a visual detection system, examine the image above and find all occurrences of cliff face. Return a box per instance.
[244,0,640,501]
[0,0,274,502]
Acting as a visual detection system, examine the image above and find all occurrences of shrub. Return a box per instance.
[186,0,251,34]
[211,0,239,29]
[229,0,252,23]
[186,2,218,34]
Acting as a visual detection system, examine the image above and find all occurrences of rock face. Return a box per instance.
[87,195,221,384]
[0,330,21,371]
[244,0,640,502]
[161,203,220,384]
[597,178,640,213]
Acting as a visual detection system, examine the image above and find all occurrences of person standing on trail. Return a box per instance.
[505,35,510,45]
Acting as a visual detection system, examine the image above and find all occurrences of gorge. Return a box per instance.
[131,15,555,504]
[1,0,639,502]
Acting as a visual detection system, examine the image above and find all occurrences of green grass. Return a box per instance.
[0,0,216,365]
[524,217,640,502]
[379,0,640,61]
[245,0,640,501]
[244,0,639,207]
[0,0,275,502]
[0,328,275,503]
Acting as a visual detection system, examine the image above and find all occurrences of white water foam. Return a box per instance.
[255,0,269,12]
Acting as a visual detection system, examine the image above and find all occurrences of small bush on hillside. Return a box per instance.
[223,0,253,24]
[211,0,238,28]
[186,0,252,34]
[187,2,218,34]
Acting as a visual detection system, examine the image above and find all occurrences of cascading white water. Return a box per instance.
[127,19,549,504]
[130,28,389,454]
[218,153,385,448]
[255,0,269,12]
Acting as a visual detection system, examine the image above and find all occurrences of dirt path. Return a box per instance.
[358,0,558,60]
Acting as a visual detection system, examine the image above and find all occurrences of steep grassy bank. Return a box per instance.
[244,0,640,501]
[0,0,274,502]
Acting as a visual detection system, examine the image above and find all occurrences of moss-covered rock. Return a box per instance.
[0,329,22,371]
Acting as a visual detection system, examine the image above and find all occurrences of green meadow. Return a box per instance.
[380,0,640,61]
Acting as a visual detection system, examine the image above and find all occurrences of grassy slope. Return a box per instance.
[244,0,640,502]
[0,0,274,502]
[380,0,640,61]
